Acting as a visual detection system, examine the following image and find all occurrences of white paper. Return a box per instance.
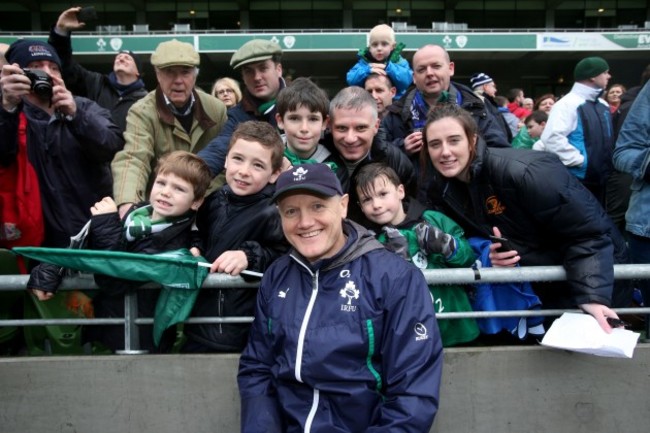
[540,312,640,358]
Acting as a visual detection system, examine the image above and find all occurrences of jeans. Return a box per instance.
[627,233,650,335]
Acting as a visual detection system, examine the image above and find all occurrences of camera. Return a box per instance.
[22,68,53,101]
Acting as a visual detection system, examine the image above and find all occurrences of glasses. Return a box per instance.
[216,88,234,96]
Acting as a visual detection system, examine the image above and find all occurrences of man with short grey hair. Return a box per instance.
[112,39,227,217]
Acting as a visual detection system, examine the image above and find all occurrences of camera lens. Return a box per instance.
[32,82,53,100]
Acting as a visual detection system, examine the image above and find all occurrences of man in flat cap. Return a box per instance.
[540,56,613,205]
[0,39,123,249]
[48,7,147,132]
[198,39,286,176]
[112,39,227,218]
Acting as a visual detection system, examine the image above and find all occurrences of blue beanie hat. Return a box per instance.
[5,39,62,69]
[470,72,493,90]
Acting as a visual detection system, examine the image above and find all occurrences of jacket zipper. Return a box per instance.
[295,270,319,383]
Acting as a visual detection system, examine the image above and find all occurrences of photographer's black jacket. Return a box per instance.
[0,98,124,248]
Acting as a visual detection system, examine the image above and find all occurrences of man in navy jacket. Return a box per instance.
[238,163,443,432]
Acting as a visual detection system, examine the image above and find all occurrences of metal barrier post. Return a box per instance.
[116,289,148,355]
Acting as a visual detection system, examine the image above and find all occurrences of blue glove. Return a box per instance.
[414,221,456,258]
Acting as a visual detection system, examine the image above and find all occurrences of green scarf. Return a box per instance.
[258,99,276,115]
[283,148,338,172]
[124,205,191,242]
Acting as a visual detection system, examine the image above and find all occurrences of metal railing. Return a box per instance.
[1,264,649,354]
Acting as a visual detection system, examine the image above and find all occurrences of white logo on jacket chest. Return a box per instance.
[339,281,359,312]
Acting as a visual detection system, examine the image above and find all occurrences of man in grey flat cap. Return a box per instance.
[198,39,286,176]
[112,39,227,218]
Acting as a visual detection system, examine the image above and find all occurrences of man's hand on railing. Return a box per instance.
[580,302,618,334]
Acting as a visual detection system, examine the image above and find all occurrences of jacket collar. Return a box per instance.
[155,87,217,131]
[240,78,287,116]
[220,183,275,205]
[571,82,605,101]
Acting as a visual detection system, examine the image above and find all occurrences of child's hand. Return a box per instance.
[281,156,293,172]
[382,227,410,259]
[91,197,118,215]
[31,289,55,301]
[189,247,202,257]
[414,222,456,258]
[369,63,387,75]
[210,250,248,276]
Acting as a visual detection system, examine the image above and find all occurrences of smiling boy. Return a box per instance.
[28,150,212,352]
[355,162,479,346]
[182,121,289,353]
[275,77,334,169]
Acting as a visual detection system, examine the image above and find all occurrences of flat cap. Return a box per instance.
[230,39,282,70]
[151,39,200,68]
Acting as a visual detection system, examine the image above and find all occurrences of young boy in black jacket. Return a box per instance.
[182,121,289,353]
[28,151,212,352]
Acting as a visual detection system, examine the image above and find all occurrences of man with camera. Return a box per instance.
[0,39,124,248]
[48,7,147,132]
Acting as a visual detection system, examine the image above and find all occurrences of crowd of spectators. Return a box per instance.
[3,9,648,430]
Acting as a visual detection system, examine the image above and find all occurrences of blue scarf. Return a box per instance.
[108,72,146,96]
[410,91,429,130]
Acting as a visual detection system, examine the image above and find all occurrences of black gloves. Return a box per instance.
[414,221,456,259]
[26,263,65,294]
[382,227,410,259]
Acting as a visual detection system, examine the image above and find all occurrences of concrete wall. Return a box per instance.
[1,345,649,433]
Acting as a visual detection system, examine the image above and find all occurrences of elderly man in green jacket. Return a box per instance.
[112,39,227,218]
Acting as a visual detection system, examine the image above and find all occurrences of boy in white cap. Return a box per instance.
[112,39,227,218]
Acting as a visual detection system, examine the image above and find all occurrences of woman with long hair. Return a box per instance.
[421,104,630,332]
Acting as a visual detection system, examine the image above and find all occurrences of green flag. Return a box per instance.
[13,247,210,346]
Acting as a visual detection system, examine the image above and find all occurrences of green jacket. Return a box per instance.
[112,87,227,205]
[376,198,480,346]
